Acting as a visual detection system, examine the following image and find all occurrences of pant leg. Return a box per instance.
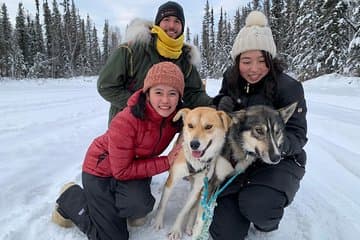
[209,185,287,240]
[237,185,287,232]
[56,172,129,240]
[82,172,129,240]
[113,177,155,219]
[209,194,250,240]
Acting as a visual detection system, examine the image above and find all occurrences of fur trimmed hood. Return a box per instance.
[124,18,201,65]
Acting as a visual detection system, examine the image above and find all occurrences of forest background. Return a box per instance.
[0,0,359,81]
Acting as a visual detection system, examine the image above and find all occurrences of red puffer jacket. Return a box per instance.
[82,90,178,180]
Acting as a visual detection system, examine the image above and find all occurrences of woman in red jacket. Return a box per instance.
[51,61,184,240]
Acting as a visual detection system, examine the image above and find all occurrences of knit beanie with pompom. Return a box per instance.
[143,62,185,97]
[231,11,277,60]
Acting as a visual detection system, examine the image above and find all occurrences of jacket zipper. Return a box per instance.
[151,118,166,156]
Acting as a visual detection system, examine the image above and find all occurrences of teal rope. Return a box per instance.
[194,170,243,240]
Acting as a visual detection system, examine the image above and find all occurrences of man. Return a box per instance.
[97,1,212,124]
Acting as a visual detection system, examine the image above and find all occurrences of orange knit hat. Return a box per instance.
[143,62,185,96]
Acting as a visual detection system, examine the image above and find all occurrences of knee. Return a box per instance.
[238,185,286,231]
[116,192,155,218]
[210,195,250,240]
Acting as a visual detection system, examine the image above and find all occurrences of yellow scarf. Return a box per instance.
[151,25,184,59]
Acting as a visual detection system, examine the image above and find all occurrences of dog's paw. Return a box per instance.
[185,226,193,236]
[152,218,164,230]
[168,229,182,240]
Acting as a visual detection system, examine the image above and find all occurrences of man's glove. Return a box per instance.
[218,96,234,112]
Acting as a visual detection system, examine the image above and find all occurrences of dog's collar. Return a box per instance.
[186,161,211,175]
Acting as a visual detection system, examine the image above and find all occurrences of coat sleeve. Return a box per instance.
[277,77,308,157]
[182,64,213,108]
[108,112,170,181]
[97,44,133,110]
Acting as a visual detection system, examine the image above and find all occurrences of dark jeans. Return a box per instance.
[56,172,155,240]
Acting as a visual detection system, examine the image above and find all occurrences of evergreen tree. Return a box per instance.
[109,26,121,54]
[193,34,199,47]
[200,0,211,78]
[319,0,348,74]
[283,0,300,67]
[252,0,261,10]
[185,27,190,43]
[102,20,110,65]
[51,0,65,77]
[14,3,29,77]
[270,0,285,54]
[43,0,52,60]
[292,0,322,80]
[232,8,241,42]
[34,0,44,54]
[346,1,360,76]
[91,25,101,74]
[15,3,30,76]
[263,0,271,18]
[0,3,12,77]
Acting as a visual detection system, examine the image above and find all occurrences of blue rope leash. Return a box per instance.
[194,170,243,240]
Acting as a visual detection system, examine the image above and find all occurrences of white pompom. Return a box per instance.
[245,11,268,27]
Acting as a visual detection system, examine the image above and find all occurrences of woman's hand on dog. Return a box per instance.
[168,143,182,166]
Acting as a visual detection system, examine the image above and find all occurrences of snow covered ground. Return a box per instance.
[0,74,360,240]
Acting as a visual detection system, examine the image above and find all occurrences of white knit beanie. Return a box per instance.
[231,11,277,60]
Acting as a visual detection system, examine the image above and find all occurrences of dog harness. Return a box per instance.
[193,169,244,240]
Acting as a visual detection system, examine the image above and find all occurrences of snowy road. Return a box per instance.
[0,74,359,240]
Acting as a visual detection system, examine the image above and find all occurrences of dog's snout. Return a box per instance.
[190,140,200,150]
[270,153,281,163]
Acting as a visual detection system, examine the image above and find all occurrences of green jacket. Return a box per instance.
[97,19,212,123]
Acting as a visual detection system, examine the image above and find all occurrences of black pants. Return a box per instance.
[56,172,155,240]
[209,185,287,240]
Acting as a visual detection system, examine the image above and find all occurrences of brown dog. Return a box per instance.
[153,107,233,240]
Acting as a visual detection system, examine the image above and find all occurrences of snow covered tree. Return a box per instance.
[270,0,285,55]
[101,19,110,65]
[0,3,12,77]
[15,3,29,76]
[109,26,121,54]
[345,2,360,76]
[200,0,211,78]
[318,0,348,74]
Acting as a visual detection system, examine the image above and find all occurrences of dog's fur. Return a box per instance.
[153,107,233,240]
[226,102,298,173]
[154,103,298,240]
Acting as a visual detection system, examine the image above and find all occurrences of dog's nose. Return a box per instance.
[190,140,200,150]
[270,153,281,163]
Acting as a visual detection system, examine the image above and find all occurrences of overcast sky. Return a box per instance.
[5,0,251,38]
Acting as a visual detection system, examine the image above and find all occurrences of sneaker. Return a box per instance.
[127,216,147,227]
[51,182,76,228]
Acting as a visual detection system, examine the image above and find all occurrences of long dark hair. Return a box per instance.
[226,51,287,102]
[131,91,183,122]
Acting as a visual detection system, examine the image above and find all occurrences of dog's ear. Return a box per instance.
[278,102,298,123]
[173,108,190,122]
[230,109,246,124]
[217,110,233,130]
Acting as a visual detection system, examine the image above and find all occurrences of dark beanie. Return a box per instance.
[155,1,185,28]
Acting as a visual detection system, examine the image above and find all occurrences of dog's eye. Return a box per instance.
[188,124,194,129]
[204,124,213,130]
[255,127,264,135]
